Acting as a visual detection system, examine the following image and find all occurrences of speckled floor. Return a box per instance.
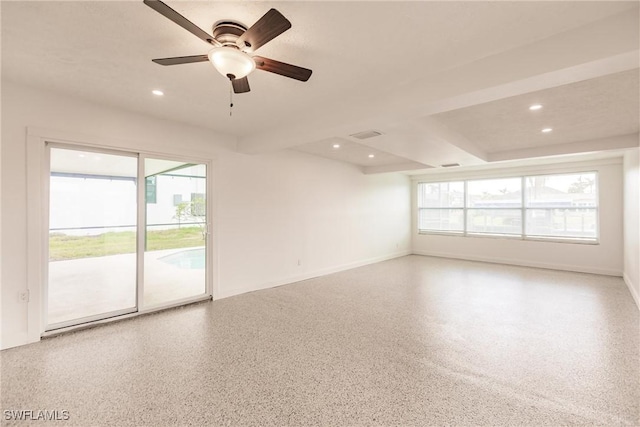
[2,255,639,426]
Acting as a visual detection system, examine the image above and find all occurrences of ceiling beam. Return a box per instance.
[356,117,488,168]
[238,10,638,155]
[487,133,639,162]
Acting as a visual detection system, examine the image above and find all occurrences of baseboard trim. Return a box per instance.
[412,250,623,277]
[623,273,640,311]
[216,250,412,300]
[1,332,30,351]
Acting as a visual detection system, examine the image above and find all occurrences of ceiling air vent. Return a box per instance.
[440,163,460,168]
[350,130,382,140]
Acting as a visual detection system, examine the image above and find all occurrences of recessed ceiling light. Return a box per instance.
[152,89,164,96]
[529,104,543,111]
[78,154,85,158]
[332,144,340,149]
[541,128,553,133]
[368,154,375,158]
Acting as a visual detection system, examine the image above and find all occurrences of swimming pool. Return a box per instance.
[159,248,205,269]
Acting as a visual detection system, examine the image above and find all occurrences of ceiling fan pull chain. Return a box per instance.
[229,82,234,117]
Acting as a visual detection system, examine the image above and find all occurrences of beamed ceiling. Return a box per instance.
[2,1,638,173]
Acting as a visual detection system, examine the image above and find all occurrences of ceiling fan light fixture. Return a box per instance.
[145,2,311,94]
[208,47,255,80]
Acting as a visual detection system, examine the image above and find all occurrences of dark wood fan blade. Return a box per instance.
[231,77,250,93]
[152,54,209,66]
[236,9,291,53]
[144,0,220,46]
[253,56,312,82]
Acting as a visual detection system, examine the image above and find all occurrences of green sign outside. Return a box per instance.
[146,176,157,204]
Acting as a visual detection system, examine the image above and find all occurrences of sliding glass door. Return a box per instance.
[46,146,209,330]
[48,147,138,327]
[143,159,207,307]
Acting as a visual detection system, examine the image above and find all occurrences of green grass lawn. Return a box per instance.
[49,226,204,261]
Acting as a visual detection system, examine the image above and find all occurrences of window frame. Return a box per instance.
[417,171,599,244]
[523,171,599,242]
[417,181,465,234]
[465,176,523,237]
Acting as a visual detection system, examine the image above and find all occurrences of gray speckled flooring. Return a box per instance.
[1,255,638,426]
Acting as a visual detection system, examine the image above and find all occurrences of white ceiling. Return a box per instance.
[433,69,639,154]
[2,1,639,173]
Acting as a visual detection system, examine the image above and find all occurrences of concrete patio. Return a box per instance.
[47,247,206,326]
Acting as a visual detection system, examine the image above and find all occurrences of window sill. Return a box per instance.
[418,230,464,237]
[418,231,599,245]
[524,236,599,245]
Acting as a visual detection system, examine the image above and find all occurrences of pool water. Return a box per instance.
[159,248,205,269]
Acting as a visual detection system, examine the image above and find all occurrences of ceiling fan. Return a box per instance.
[143,0,312,94]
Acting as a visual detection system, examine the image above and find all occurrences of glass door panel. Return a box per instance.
[48,147,138,327]
[143,159,207,307]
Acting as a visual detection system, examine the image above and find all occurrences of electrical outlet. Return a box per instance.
[19,290,30,303]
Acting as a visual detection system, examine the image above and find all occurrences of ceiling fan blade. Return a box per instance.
[143,0,220,46]
[236,9,291,53]
[253,56,312,82]
[232,77,251,94]
[152,54,209,66]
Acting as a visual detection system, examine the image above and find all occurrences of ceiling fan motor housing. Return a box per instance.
[212,21,247,47]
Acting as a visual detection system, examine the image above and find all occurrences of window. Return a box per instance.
[417,172,599,243]
[525,173,597,240]
[417,181,464,232]
[467,177,522,235]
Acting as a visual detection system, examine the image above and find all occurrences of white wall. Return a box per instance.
[623,149,640,308]
[216,149,411,298]
[1,81,411,349]
[412,159,624,276]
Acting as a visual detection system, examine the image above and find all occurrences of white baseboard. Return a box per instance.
[216,250,412,300]
[0,332,30,351]
[623,273,640,311]
[412,250,623,277]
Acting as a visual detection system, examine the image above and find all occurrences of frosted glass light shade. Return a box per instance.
[208,47,255,80]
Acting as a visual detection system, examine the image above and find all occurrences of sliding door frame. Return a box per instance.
[45,142,140,330]
[26,127,215,343]
[138,153,213,312]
